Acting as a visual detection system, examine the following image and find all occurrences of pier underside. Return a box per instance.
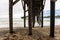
[8,0,56,38]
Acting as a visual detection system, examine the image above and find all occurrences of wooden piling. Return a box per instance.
[9,0,13,33]
[41,10,43,28]
[24,1,26,28]
[50,0,55,37]
[41,0,43,28]
[28,0,32,35]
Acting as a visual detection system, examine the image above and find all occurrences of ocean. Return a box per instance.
[0,18,60,28]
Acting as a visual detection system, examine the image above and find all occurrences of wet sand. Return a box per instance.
[0,26,60,40]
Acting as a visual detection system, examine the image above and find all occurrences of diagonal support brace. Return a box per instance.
[13,0,20,5]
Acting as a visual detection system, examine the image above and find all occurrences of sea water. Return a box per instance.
[0,18,60,28]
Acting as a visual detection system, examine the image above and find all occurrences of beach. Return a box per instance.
[0,18,60,40]
[0,26,60,40]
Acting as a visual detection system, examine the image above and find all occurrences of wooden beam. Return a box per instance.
[50,0,55,37]
[51,0,57,2]
[28,0,32,35]
[9,0,13,33]
[13,0,20,5]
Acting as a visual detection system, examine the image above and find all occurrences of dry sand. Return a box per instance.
[0,26,60,40]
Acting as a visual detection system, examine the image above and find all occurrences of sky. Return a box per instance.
[0,0,60,18]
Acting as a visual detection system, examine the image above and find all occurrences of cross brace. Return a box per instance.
[13,0,20,5]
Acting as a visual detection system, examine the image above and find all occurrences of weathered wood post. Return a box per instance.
[41,0,43,28]
[9,0,13,33]
[32,15,35,28]
[9,0,20,33]
[50,0,56,37]
[24,1,26,28]
[28,0,32,35]
[41,10,43,28]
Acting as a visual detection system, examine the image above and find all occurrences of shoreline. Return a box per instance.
[0,25,60,28]
[0,18,60,28]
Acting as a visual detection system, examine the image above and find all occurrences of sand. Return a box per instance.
[0,26,60,40]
